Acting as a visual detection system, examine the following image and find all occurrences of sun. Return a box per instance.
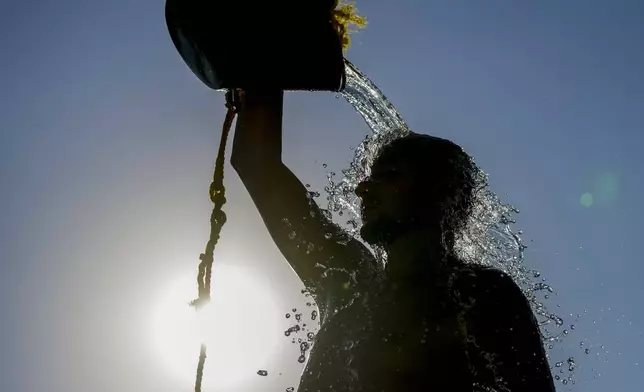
[148,263,282,390]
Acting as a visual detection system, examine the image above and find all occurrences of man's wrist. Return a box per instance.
[240,90,284,110]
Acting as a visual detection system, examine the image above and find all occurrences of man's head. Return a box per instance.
[356,132,477,251]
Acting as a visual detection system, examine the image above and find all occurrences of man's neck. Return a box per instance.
[383,228,447,282]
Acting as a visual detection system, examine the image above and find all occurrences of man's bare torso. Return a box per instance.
[298,263,486,392]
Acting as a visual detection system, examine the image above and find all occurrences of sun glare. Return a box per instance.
[149,263,282,389]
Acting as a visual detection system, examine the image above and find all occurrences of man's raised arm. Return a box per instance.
[230,90,377,298]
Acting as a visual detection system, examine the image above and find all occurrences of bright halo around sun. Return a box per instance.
[149,263,282,390]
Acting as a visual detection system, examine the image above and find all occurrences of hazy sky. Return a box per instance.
[1,0,643,391]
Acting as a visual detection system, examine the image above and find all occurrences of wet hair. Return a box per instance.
[374,132,478,252]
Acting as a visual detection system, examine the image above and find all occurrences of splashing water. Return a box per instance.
[281,305,317,367]
[320,59,577,382]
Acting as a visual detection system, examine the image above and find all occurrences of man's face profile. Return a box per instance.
[355,134,472,247]
[356,147,428,245]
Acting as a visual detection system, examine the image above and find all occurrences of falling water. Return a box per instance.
[318,59,579,385]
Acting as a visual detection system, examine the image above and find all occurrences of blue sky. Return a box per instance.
[1,0,643,391]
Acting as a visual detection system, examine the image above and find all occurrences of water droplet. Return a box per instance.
[285,313,291,318]
[286,388,295,392]
[322,163,327,168]
[311,310,318,320]
[307,332,316,341]
[284,324,301,337]
[567,357,576,371]
[292,308,297,312]
[257,370,268,376]
[298,355,306,363]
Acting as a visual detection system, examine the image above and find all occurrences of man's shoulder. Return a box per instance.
[452,263,513,286]
[451,264,525,306]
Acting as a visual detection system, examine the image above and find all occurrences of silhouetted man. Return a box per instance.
[231,90,555,392]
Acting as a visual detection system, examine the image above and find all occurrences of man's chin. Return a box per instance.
[360,219,398,246]
[359,222,378,245]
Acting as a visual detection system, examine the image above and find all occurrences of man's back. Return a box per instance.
[299,263,552,392]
